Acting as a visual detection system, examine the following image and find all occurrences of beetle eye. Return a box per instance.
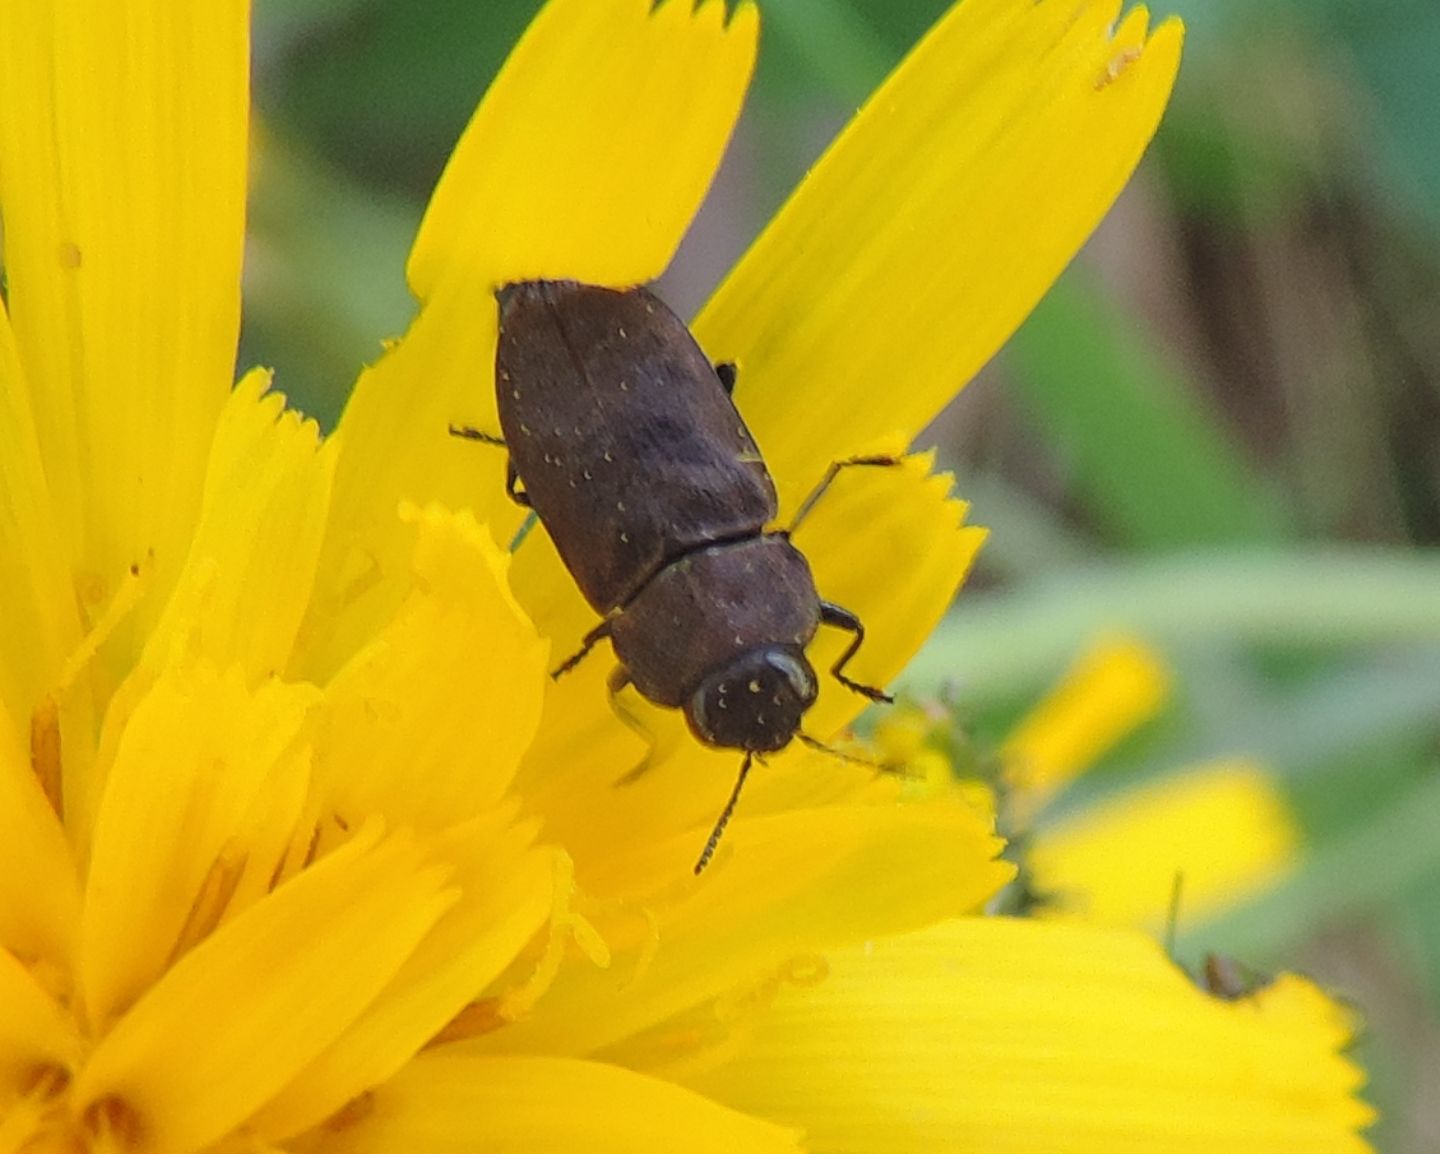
[764,650,817,706]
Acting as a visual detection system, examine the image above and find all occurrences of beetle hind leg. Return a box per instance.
[819,601,893,703]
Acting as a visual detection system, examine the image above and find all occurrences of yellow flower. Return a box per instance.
[997,636,1303,929]
[0,1,1371,1153]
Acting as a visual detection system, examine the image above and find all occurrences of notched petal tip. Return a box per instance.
[408,0,756,298]
[679,0,758,34]
[700,0,1185,488]
[1094,7,1184,92]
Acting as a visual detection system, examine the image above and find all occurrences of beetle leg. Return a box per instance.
[449,424,531,508]
[551,618,613,679]
[505,460,532,508]
[608,667,658,785]
[786,454,902,535]
[818,601,893,703]
[714,361,738,395]
[447,423,506,446]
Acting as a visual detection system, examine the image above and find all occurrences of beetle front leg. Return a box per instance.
[551,619,613,679]
[608,667,658,785]
[819,601,893,703]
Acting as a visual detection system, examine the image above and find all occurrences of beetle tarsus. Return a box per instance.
[819,600,893,703]
[449,423,506,445]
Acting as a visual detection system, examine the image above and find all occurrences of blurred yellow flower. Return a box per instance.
[0,0,1370,1152]
[989,635,1302,928]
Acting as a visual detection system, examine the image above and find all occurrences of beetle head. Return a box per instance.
[686,647,819,753]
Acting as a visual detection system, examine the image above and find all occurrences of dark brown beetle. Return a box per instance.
[454,280,894,870]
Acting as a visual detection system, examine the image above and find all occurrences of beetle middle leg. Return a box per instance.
[448,424,532,508]
[787,454,902,535]
[551,618,613,679]
[819,601,893,703]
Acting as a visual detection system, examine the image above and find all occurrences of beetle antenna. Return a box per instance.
[796,730,886,770]
[694,752,756,875]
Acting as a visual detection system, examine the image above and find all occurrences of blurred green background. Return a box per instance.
[247,1,1440,1147]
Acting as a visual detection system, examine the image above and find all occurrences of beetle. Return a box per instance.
[453,279,895,870]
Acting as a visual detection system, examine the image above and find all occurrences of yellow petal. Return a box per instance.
[308,504,548,828]
[0,0,248,639]
[695,1,1183,511]
[72,822,455,1154]
[1028,759,1301,928]
[221,742,316,923]
[249,822,554,1141]
[0,946,82,1081]
[0,301,82,725]
[1003,634,1171,815]
[408,0,757,297]
[144,370,336,683]
[0,703,79,970]
[460,793,1010,1059]
[301,283,510,682]
[314,0,757,671]
[80,664,320,1028]
[317,1053,800,1154]
[683,917,1373,1153]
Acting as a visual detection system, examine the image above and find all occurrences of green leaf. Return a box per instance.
[1005,270,1291,549]
[904,549,1440,700]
